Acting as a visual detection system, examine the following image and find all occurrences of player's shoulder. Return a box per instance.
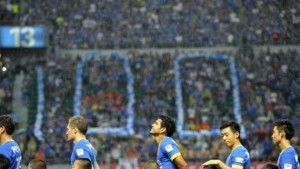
[233,146,249,155]
[0,141,21,157]
[77,139,90,144]
[75,139,93,149]
[0,140,19,148]
[288,146,297,152]
[283,146,297,155]
[161,137,176,145]
[74,139,87,146]
[236,145,248,151]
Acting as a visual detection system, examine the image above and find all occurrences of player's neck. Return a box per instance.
[74,135,86,144]
[231,140,242,150]
[0,135,14,144]
[279,139,291,151]
[155,134,166,145]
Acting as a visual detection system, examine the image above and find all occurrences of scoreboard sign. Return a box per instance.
[0,26,46,48]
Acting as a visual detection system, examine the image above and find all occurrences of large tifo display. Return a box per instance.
[0,26,46,48]
[174,51,243,138]
[32,52,244,139]
[73,52,135,136]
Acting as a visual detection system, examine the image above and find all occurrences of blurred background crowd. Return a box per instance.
[1,48,299,167]
[1,0,300,168]
[1,0,300,48]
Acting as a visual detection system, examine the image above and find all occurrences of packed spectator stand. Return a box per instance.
[2,48,298,167]
[1,0,300,48]
[1,0,300,168]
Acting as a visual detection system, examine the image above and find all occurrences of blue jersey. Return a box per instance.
[71,139,98,169]
[157,137,181,169]
[225,145,250,169]
[0,140,22,169]
[278,146,300,169]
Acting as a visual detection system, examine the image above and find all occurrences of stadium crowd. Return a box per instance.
[1,0,300,48]
[3,48,297,166]
[0,0,300,168]
[0,65,13,115]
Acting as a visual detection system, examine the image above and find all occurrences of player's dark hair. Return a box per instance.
[0,154,10,168]
[159,115,176,137]
[274,119,294,140]
[0,115,16,135]
[261,163,278,169]
[203,164,220,169]
[69,115,88,135]
[28,159,47,169]
[220,120,240,139]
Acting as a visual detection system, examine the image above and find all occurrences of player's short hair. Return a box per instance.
[68,115,88,135]
[220,120,240,138]
[261,163,278,169]
[0,115,16,135]
[274,119,294,140]
[144,160,159,169]
[203,164,220,169]
[76,158,92,169]
[0,154,10,168]
[159,115,176,137]
[28,159,47,169]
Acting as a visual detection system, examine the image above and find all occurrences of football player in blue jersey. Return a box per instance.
[272,119,300,169]
[150,115,188,169]
[203,121,250,169]
[66,115,100,169]
[0,115,22,169]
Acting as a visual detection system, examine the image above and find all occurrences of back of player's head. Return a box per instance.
[0,154,10,168]
[159,115,176,137]
[274,119,294,140]
[0,114,16,135]
[220,120,240,138]
[144,160,159,169]
[203,164,220,169]
[28,159,47,169]
[261,163,278,169]
[76,158,92,169]
[68,115,88,135]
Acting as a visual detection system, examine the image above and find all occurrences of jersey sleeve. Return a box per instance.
[0,145,11,160]
[278,151,298,169]
[160,139,181,161]
[229,148,249,169]
[73,144,92,160]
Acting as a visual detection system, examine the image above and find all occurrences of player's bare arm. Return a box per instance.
[173,155,188,169]
[72,159,92,169]
[203,160,242,169]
